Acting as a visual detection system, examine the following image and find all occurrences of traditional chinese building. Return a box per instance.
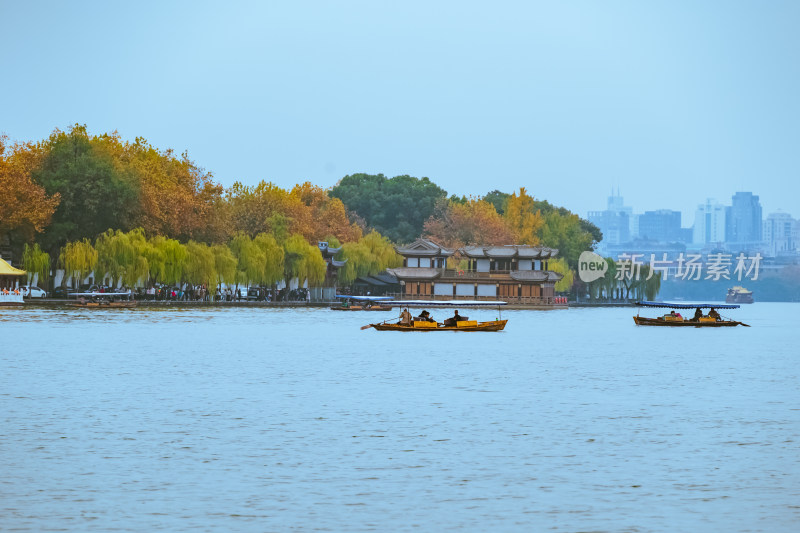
[0,256,26,306]
[388,239,563,306]
[311,241,347,301]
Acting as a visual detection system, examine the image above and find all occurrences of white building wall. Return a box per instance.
[455,283,474,296]
[476,284,496,297]
[434,283,452,296]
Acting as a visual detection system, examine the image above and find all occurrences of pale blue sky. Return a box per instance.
[1,1,798,225]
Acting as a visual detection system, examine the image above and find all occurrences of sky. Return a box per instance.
[1,0,798,226]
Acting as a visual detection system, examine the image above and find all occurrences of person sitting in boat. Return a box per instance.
[443,310,466,327]
[399,308,412,325]
[693,307,703,321]
[708,307,721,320]
[416,309,435,322]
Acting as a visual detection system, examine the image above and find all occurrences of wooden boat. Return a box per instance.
[68,292,138,309]
[633,315,742,327]
[634,301,748,327]
[371,319,507,331]
[69,300,138,308]
[363,300,508,332]
[331,294,394,311]
[331,305,392,311]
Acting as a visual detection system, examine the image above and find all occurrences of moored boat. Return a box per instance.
[331,294,393,311]
[68,300,138,308]
[68,292,138,308]
[634,301,748,327]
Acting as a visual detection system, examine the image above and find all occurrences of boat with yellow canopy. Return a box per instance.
[363,300,508,331]
[634,301,748,327]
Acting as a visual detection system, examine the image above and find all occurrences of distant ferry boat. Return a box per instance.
[726,286,754,304]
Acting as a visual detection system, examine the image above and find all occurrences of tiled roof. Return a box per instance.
[460,245,558,259]
[509,270,563,282]
[395,238,454,257]
[386,267,443,280]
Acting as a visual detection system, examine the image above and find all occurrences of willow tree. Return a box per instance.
[229,233,266,289]
[283,233,326,295]
[22,243,51,287]
[144,236,166,285]
[154,236,186,286]
[548,257,574,293]
[212,244,237,290]
[644,269,662,301]
[183,241,217,288]
[253,232,285,287]
[59,238,97,289]
[94,229,150,288]
[337,240,376,285]
[336,231,401,286]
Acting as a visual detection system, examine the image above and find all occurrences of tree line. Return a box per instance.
[3,125,603,293]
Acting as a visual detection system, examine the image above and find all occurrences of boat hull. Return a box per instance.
[330,306,392,311]
[69,301,138,309]
[633,316,741,327]
[372,320,507,332]
[725,295,754,304]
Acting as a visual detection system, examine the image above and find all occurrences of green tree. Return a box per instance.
[150,236,186,286]
[253,233,285,287]
[22,243,51,287]
[183,241,217,288]
[329,173,447,243]
[336,231,401,285]
[548,257,574,293]
[33,125,139,251]
[229,233,266,289]
[95,229,149,288]
[212,244,237,290]
[283,234,326,294]
[482,190,510,215]
[539,211,595,269]
[59,238,98,289]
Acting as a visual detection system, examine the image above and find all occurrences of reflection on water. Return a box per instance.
[1,304,798,531]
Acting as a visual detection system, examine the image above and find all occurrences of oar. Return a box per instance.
[361,319,390,330]
[724,315,751,327]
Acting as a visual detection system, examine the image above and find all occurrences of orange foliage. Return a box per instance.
[290,182,362,242]
[0,136,60,240]
[504,187,543,245]
[423,198,513,249]
[221,181,362,244]
[110,136,223,240]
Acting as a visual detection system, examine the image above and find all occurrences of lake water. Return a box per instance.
[1,303,798,532]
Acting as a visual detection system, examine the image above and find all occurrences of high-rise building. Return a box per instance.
[727,192,762,245]
[588,190,632,248]
[693,199,727,245]
[637,209,683,242]
[763,212,797,256]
